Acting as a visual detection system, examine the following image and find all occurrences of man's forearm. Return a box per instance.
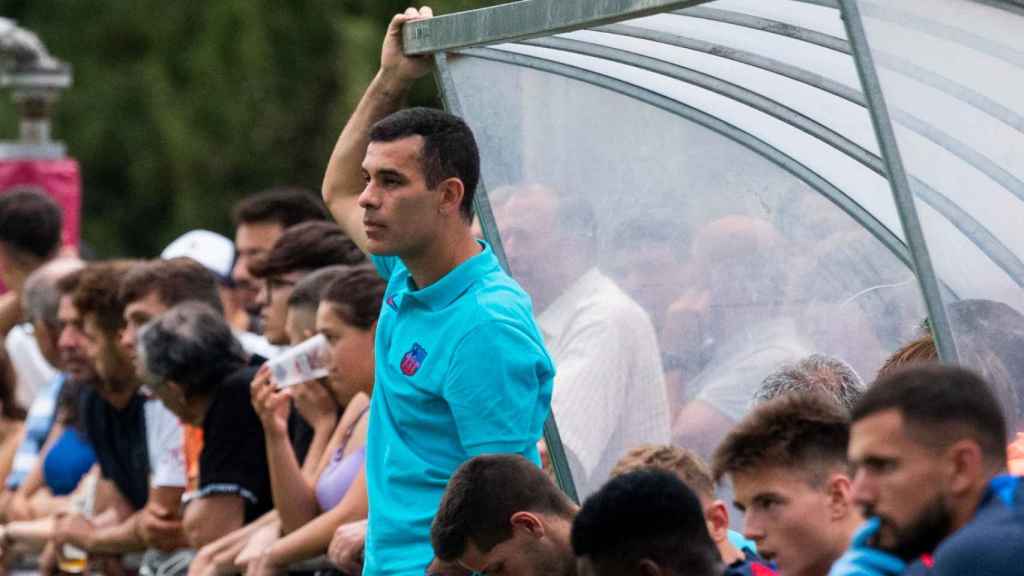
[322,70,415,207]
[86,511,145,554]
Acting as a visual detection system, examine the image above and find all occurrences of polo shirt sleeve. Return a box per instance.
[370,254,399,280]
[444,320,553,456]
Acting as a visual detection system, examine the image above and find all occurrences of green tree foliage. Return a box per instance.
[0,0,505,257]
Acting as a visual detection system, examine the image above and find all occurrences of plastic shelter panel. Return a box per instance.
[857,0,1024,446]
[445,49,925,498]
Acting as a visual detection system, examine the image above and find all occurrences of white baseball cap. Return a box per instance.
[160,229,235,282]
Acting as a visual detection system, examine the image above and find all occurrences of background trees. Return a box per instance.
[0,0,503,257]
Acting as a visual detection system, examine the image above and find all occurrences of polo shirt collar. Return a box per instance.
[403,240,499,311]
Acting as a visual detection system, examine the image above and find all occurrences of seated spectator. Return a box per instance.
[753,354,864,413]
[712,394,861,576]
[492,183,669,497]
[160,229,278,360]
[610,445,774,575]
[137,302,272,547]
[431,454,577,576]
[832,365,1023,576]
[2,258,82,518]
[186,268,351,576]
[673,216,808,459]
[230,187,330,329]
[248,220,365,347]
[572,469,725,576]
[51,262,188,564]
[0,188,64,406]
[245,266,383,574]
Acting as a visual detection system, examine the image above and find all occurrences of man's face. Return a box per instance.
[121,291,168,364]
[457,521,574,576]
[609,238,680,318]
[359,136,445,258]
[233,221,284,309]
[257,271,305,346]
[81,314,132,388]
[733,466,840,576]
[494,187,560,300]
[56,295,97,382]
[849,410,953,560]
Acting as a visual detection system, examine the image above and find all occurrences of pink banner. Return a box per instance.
[0,159,81,294]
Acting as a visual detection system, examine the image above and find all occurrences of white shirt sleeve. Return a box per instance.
[5,324,57,407]
[144,400,187,488]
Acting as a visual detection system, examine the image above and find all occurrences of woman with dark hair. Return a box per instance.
[246,265,385,575]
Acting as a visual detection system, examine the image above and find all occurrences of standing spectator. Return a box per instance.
[231,188,329,326]
[2,258,83,511]
[712,394,861,576]
[493,184,669,498]
[246,266,384,574]
[321,8,554,574]
[832,365,1023,576]
[248,221,365,347]
[137,302,272,547]
[572,470,725,576]
[51,262,188,562]
[0,188,65,407]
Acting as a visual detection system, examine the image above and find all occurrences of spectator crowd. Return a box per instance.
[0,6,1021,576]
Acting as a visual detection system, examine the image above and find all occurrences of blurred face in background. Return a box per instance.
[233,221,284,311]
[256,271,305,346]
[316,302,375,406]
[56,294,97,383]
[81,314,134,394]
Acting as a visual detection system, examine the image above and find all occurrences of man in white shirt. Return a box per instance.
[493,184,670,497]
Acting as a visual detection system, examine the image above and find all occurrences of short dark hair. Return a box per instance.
[248,221,365,279]
[432,454,576,562]
[369,107,480,221]
[0,187,63,261]
[571,470,722,576]
[712,393,850,484]
[231,187,329,228]
[138,302,246,398]
[120,258,224,314]
[320,266,386,330]
[853,365,1008,469]
[72,261,140,335]
[287,265,350,311]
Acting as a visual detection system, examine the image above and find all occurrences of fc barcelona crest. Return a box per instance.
[400,343,428,376]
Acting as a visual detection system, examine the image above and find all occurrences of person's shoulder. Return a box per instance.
[932,504,1024,573]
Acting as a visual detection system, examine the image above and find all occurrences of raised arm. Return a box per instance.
[321,7,434,253]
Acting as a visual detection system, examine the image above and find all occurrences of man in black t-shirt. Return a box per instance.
[137,301,273,547]
[50,262,188,564]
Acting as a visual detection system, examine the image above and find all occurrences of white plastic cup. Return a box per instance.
[267,333,331,389]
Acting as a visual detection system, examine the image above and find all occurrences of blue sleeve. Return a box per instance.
[370,254,398,280]
[444,321,554,457]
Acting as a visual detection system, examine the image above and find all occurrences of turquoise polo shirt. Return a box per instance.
[363,240,555,576]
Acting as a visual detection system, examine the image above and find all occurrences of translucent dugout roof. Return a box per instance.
[404,0,1024,499]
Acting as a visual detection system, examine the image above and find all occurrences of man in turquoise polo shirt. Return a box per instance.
[321,7,555,575]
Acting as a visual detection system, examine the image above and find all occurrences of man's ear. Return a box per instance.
[509,511,545,539]
[704,500,731,543]
[825,473,854,520]
[639,558,666,576]
[947,439,985,496]
[437,177,466,217]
